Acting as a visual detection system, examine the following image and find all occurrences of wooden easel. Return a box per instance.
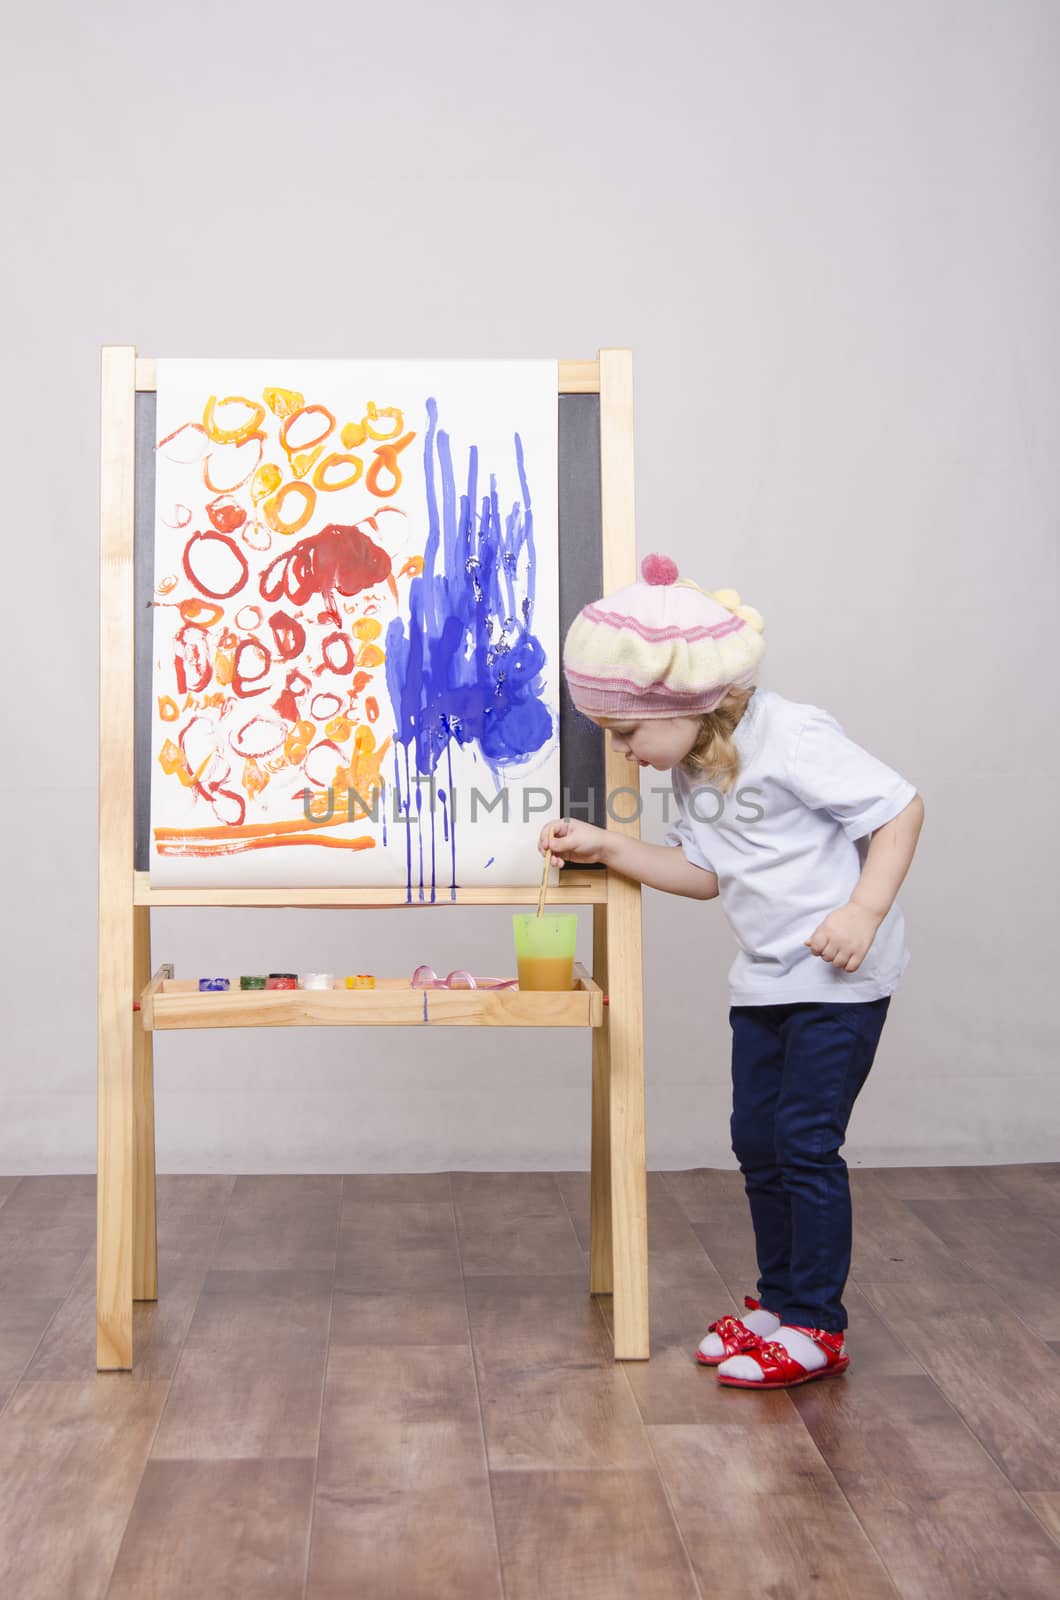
[97,347,648,1369]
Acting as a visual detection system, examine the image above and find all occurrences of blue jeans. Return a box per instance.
[728,997,891,1332]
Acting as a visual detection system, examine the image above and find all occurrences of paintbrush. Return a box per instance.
[536,826,553,918]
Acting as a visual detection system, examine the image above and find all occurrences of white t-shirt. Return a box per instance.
[664,688,918,1005]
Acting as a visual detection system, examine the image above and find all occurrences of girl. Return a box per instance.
[542,554,924,1390]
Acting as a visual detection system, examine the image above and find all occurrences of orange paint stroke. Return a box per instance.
[155,832,377,857]
[280,404,335,456]
[263,481,315,535]
[203,395,266,445]
[214,645,235,687]
[364,401,405,441]
[154,810,371,841]
[313,452,363,492]
[284,718,316,764]
[243,757,269,798]
[158,739,215,788]
[263,387,304,420]
[158,738,183,775]
[291,445,325,480]
[179,598,225,627]
[366,432,416,498]
[251,463,282,503]
[332,725,391,821]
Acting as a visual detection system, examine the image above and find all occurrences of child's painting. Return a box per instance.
[149,359,559,897]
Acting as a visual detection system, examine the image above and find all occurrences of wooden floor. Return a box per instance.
[1,1166,1058,1598]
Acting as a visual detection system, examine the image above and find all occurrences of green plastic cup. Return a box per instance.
[512,913,578,991]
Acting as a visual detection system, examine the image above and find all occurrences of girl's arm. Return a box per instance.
[607,833,721,901]
[541,819,720,902]
[850,794,926,919]
[806,794,926,970]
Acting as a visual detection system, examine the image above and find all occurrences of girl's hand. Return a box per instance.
[804,902,884,972]
[538,817,614,867]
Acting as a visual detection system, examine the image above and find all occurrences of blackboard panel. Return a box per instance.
[557,393,606,836]
[133,388,607,874]
[133,390,157,874]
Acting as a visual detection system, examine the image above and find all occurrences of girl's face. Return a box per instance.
[599,716,701,770]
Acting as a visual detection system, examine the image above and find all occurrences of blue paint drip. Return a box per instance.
[429,774,437,904]
[445,740,456,900]
[395,744,412,905]
[422,991,429,1023]
[484,856,495,869]
[414,771,424,902]
[384,397,553,903]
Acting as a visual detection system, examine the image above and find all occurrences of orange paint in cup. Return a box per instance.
[512,913,577,991]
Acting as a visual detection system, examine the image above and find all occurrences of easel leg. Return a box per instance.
[97,921,135,1371]
[97,343,136,1371]
[604,879,649,1360]
[132,905,158,1302]
[589,904,613,1292]
[594,347,649,1357]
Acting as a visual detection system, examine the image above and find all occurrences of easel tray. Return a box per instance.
[138,965,604,1030]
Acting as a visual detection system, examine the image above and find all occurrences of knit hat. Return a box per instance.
[562,553,766,721]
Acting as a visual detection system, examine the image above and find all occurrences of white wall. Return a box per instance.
[2,0,1056,1171]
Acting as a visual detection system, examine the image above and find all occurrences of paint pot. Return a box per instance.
[301,972,334,991]
[198,977,231,992]
[265,975,298,990]
[512,914,577,991]
[345,974,376,989]
[239,976,267,990]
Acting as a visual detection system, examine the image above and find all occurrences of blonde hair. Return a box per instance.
[678,684,757,795]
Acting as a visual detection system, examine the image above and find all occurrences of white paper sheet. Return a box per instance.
[149,359,559,896]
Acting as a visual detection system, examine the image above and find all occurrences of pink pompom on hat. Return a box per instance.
[562,554,766,721]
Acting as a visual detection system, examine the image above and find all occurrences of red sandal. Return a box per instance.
[695,1296,775,1367]
[717,1326,849,1389]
